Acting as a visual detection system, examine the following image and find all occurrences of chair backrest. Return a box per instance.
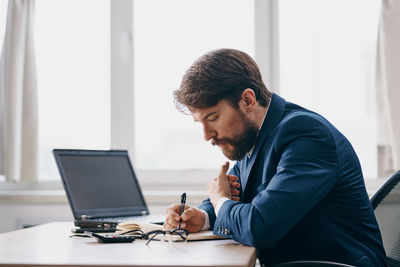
[272,261,355,267]
[370,170,400,266]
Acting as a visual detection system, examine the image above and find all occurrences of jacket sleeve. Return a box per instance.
[198,163,241,229]
[212,115,338,248]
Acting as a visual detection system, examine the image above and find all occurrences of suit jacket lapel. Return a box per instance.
[240,94,287,193]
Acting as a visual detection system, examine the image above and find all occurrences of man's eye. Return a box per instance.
[209,115,219,121]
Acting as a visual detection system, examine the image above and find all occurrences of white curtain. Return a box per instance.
[376,0,400,177]
[0,0,38,182]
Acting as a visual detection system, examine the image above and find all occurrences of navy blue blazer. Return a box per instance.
[199,94,386,266]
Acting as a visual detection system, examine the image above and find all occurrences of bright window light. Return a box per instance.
[0,1,7,51]
[133,0,255,169]
[35,0,110,180]
[279,0,380,178]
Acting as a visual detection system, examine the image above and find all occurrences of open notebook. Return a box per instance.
[117,221,229,242]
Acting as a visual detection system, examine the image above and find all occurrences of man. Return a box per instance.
[164,48,386,266]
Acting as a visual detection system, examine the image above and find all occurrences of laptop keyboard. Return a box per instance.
[92,215,164,223]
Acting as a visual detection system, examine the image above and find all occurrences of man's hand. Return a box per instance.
[208,162,240,207]
[228,174,241,201]
[163,204,205,233]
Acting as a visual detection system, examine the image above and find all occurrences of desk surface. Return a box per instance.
[0,222,256,267]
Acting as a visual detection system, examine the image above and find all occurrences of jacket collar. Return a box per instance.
[240,93,287,191]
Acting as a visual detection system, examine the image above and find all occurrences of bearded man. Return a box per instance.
[163,48,386,267]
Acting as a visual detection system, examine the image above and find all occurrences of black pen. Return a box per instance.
[177,192,186,230]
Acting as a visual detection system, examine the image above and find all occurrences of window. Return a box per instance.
[35,0,110,180]
[0,1,6,182]
[1,0,381,181]
[279,0,380,178]
[133,0,255,169]
[0,1,6,51]
[3,0,254,181]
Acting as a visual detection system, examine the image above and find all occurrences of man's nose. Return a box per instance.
[203,124,216,141]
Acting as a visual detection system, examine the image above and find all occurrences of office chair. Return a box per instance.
[272,261,355,266]
[370,170,400,267]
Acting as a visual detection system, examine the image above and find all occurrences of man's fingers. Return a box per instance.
[163,215,179,229]
[232,196,240,201]
[164,221,185,230]
[181,207,198,221]
[168,204,190,215]
[165,204,188,222]
[164,210,185,229]
[229,181,240,188]
[231,189,240,195]
[164,204,194,230]
[176,204,190,212]
[226,174,239,182]
[164,220,179,230]
[166,206,181,220]
[167,203,182,213]
[165,212,180,225]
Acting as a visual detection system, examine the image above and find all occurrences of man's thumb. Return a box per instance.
[218,161,230,178]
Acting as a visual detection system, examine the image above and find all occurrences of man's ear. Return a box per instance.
[241,88,257,111]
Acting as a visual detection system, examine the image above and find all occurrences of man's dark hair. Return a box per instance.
[174,48,272,113]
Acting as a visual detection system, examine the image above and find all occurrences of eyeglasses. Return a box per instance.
[145,229,189,245]
[120,228,189,245]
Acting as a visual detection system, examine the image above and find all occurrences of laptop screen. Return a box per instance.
[53,149,149,219]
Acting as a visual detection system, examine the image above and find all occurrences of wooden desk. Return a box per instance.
[0,222,256,267]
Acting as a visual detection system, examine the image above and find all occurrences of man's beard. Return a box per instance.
[211,114,259,161]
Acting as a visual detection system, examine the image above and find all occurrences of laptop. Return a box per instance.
[53,149,164,223]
